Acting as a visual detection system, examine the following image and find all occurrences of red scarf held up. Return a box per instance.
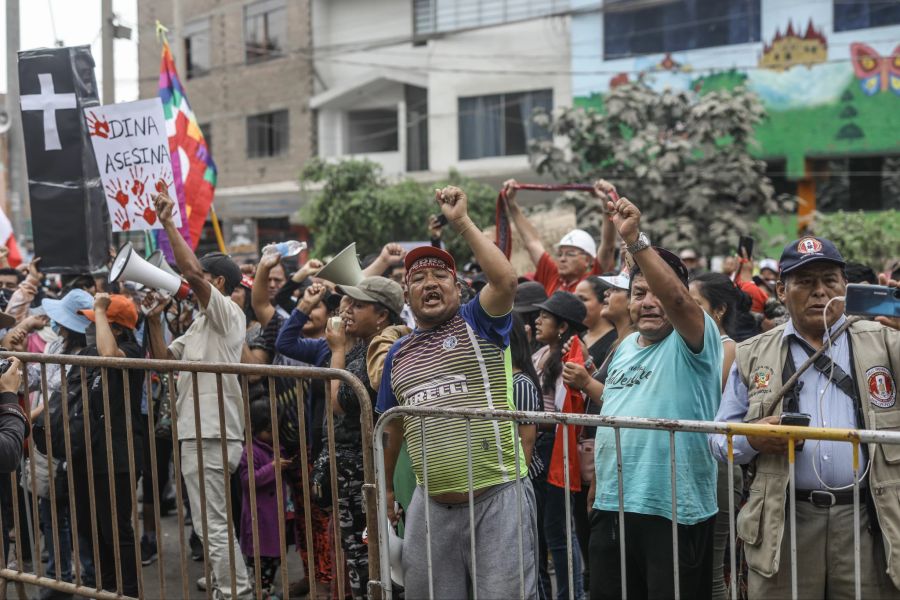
[495,183,596,259]
[547,337,587,492]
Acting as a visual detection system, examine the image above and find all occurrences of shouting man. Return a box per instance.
[376,186,536,598]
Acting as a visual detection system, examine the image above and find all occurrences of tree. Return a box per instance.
[528,82,793,257]
[299,158,497,262]
[812,210,900,270]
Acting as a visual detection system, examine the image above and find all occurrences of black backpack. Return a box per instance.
[33,359,103,462]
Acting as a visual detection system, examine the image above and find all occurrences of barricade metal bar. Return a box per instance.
[465,418,478,600]
[374,418,393,599]
[512,422,524,599]
[266,375,290,600]
[853,441,861,600]
[562,423,574,600]
[8,470,23,578]
[241,376,263,600]
[669,431,679,600]
[99,368,124,596]
[191,374,213,600]
[419,416,434,600]
[324,382,346,600]
[80,366,103,591]
[144,373,166,599]
[167,371,191,600]
[788,438,797,600]
[58,365,83,588]
[614,426,627,600]
[38,363,62,583]
[295,379,317,600]
[122,369,144,600]
[0,569,135,599]
[23,365,42,581]
[727,435,737,600]
[215,373,239,600]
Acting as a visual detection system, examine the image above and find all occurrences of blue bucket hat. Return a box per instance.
[41,289,94,334]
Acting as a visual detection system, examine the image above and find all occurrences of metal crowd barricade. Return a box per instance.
[373,405,900,600]
[0,351,382,600]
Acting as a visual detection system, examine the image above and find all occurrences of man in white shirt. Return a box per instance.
[147,192,251,599]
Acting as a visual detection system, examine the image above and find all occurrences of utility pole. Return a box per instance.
[101,0,115,104]
[5,0,29,238]
[173,0,186,78]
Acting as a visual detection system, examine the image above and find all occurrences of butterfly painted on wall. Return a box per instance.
[850,42,900,96]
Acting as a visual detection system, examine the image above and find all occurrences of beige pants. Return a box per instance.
[182,439,253,600]
[749,500,900,600]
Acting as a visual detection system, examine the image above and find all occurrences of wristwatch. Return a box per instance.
[626,232,651,255]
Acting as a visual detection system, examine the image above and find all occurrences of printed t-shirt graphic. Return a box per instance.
[377,297,527,495]
[593,312,723,525]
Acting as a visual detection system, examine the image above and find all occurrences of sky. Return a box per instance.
[0,0,140,101]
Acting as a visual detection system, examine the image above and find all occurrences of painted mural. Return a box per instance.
[571,3,900,180]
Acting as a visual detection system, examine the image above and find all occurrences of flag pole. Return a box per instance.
[209,205,226,253]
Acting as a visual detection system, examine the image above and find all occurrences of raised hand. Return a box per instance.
[153,192,176,226]
[502,179,519,207]
[606,195,642,246]
[592,179,618,204]
[294,258,324,283]
[93,292,112,313]
[27,257,42,283]
[435,185,469,225]
[379,243,406,267]
[258,252,281,271]
[298,282,328,314]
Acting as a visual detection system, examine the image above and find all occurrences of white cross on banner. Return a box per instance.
[20,73,77,151]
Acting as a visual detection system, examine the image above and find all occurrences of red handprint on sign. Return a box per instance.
[113,208,131,231]
[135,195,158,226]
[128,166,148,198]
[86,112,110,139]
[155,175,173,196]
[105,179,129,208]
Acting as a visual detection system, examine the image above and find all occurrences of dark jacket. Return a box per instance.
[0,392,26,473]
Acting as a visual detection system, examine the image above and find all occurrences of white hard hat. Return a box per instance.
[557,229,596,258]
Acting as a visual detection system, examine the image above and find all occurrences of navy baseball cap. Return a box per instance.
[779,236,845,277]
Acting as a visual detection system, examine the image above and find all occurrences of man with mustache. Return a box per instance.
[376,186,538,598]
[588,193,723,599]
[710,237,900,599]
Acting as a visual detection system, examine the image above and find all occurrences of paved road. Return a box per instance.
[6,511,309,600]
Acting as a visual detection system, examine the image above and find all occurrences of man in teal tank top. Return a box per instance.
[377,186,537,598]
[588,192,722,600]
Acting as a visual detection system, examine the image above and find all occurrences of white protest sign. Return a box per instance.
[85,98,182,232]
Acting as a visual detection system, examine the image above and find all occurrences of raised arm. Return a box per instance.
[608,196,706,352]
[252,253,279,328]
[92,293,125,358]
[143,294,174,360]
[593,180,619,273]
[438,186,517,316]
[153,192,211,308]
[362,243,405,278]
[503,179,547,266]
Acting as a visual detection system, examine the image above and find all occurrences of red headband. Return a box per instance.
[406,257,455,282]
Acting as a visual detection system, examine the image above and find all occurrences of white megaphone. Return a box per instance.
[109,243,191,300]
[315,242,363,286]
[146,249,179,278]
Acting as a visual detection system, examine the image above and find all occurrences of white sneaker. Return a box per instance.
[197,576,208,591]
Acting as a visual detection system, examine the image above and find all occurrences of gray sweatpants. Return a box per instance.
[403,479,539,599]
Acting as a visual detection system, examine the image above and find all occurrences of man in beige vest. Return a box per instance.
[709,236,900,598]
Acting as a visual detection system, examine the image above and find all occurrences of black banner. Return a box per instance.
[18,46,109,274]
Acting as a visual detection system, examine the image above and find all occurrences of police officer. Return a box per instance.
[710,236,900,598]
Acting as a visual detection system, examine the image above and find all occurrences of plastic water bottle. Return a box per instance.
[262,240,307,257]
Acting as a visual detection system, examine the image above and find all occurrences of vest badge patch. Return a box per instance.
[866,367,896,409]
[442,335,458,350]
[750,366,774,394]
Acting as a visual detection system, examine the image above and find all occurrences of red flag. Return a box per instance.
[547,337,587,492]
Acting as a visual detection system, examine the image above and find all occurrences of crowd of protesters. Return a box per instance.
[0,180,896,600]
